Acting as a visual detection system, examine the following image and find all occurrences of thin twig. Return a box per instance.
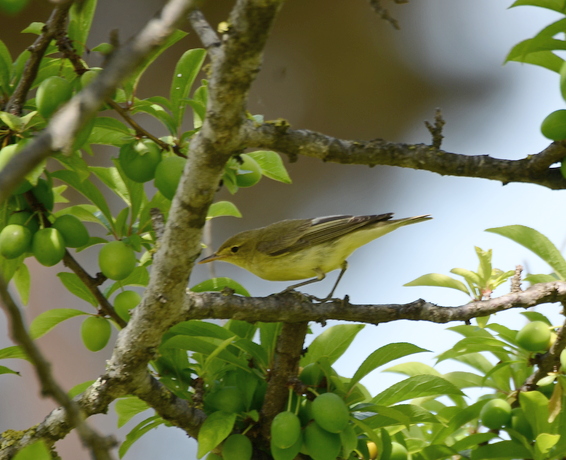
[188,9,222,60]
[0,278,117,459]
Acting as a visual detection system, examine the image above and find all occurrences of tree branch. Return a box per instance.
[244,121,566,190]
[0,0,202,204]
[0,278,116,460]
[259,322,308,440]
[184,281,566,325]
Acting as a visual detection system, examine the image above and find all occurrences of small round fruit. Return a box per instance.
[516,321,551,352]
[31,178,54,211]
[390,442,408,460]
[98,241,136,280]
[304,422,341,460]
[80,68,102,88]
[81,316,111,352]
[235,154,262,188]
[480,398,512,430]
[367,441,378,460]
[52,215,89,248]
[32,228,65,266]
[271,432,302,460]
[271,411,301,449]
[0,0,30,15]
[207,386,245,414]
[8,211,39,234]
[119,139,162,183]
[154,156,187,200]
[0,224,31,259]
[113,290,141,322]
[299,363,323,386]
[311,392,350,433]
[222,434,252,460]
[541,110,566,141]
[36,76,73,119]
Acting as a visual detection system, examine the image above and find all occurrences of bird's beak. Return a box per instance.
[198,253,223,264]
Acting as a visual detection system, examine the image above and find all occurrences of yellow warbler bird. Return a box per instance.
[199,213,431,298]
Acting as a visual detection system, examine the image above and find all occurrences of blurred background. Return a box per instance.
[1,0,564,458]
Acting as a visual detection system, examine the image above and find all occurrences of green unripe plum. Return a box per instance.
[480,398,512,430]
[271,411,301,449]
[98,241,136,280]
[114,290,141,322]
[36,76,73,119]
[80,68,102,88]
[31,178,54,211]
[271,431,302,460]
[119,139,162,183]
[32,228,66,266]
[390,442,408,460]
[81,316,111,352]
[235,154,262,188]
[311,392,349,433]
[0,224,31,259]
[52,215,89,248]
[299,363,323,386]
[304,422,341,460]
[154,156,187,200]
[510,407,533,441]
[222,434,252,460]
[8,211,39,234]
[516,321,551,352]
[207,386,245,414]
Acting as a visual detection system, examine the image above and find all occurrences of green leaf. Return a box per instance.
[90,166,132,207]
[115,396,150,428]
[29,308,87,339]
[349,342,429,389]
[259,322,281,364]
[68,0,97,56]
[301,324,364,366]
[0,345,28,361]
[246,150,292,183]
[359,404,440,429]
[471,440,533,460]
[0,40,11,95]
[12,263,30,305]
[57,272,99,307]
[119,415,164,458]
[535,433,560,456]
[88,117,133,146]
[105,266,150,298]
[131,99,177,135]
[196,411,237,458]
[0,111,23,131]
[384,361,440,377]
[524,273,558,284]
[486,225,566,279]
[450,432,498,452]
[0,365,20,376]
[123,30,188,101]
[520,391,552,435]
[371,374,464,406]
[436,337,511,363]
[189,277,250,296]
[67,380,95,398]
[510,0,566,13]
[207,201,242,219]
[13,440,50,460]
[51,169,113,224]
[170,48,207,128]
[404,273,470,295]
[505,39,564,72]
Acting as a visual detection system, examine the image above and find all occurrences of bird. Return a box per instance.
[199,213,432,299]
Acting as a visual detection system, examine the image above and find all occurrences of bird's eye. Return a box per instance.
[231,246,239,253]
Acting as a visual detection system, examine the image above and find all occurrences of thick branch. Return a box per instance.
[184,281,566,324]
[259,322,308,440]
[244,122,566,190]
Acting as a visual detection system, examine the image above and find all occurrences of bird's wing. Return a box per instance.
[258,213,393,256]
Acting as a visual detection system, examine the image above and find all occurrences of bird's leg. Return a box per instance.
[324,261,348,300]
[282,269,326,293]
